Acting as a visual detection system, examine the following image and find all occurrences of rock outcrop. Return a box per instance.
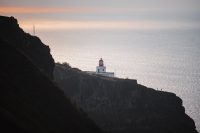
[0,16,54,79]
[54,63,198,133]
[0,16,103,133]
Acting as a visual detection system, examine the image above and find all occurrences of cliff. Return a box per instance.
[0,16,102,133]
[0,16,54,79]
[54,63,198,133]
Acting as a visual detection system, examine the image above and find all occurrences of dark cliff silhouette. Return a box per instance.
[54,63,198,133]
[0,16,103,133]
[0,16,54,79]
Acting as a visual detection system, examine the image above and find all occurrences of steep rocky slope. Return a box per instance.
[54,63,198,133]
[0,16,54,79]
[0,16,102,133]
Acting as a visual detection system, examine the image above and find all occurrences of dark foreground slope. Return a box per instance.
[0,16,102,133]
[54,63,198,133]
[0,16,54,79]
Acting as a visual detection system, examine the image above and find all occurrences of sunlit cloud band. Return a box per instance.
[0,6,153,14]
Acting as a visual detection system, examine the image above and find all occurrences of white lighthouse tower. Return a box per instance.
[96,58,106,73]
[95,58,114,77]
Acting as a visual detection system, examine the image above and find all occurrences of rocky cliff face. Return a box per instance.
[54,63,198,133]
[0,16,102,133]
[0,16,54,79]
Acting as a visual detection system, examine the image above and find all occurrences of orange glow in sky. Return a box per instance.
[0,6,95,14]
[1,5,199,31]
[0,6,151,14]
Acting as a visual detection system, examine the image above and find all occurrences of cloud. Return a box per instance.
[1,6,199,31]
[0,6,168,14]
[0,6,84,14]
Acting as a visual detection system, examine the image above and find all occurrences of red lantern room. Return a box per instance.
[99,58,104,66]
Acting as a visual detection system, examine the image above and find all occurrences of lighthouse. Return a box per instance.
[95,58,114,77]
[85,58,114,77]
[96,58,106,73]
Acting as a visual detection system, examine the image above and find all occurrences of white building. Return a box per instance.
[96,58,114,77]
[96,58,106,73]
[85,58,114,77]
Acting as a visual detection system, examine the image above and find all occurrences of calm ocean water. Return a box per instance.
[37,29,200,131]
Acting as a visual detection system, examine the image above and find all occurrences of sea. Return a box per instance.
[36,29,200,132]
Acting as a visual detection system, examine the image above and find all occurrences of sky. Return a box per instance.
[1,0,200,31]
